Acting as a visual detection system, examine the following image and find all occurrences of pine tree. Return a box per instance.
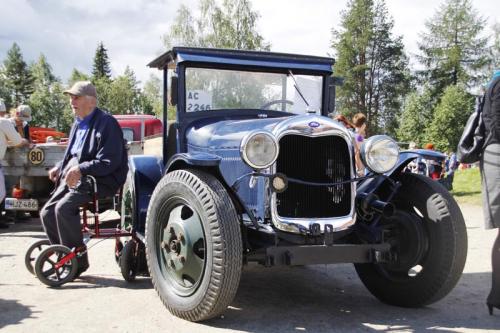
[417,0,489,97]
[163,0,270,50]
[331,0,411,135]
[28,54,60,127]
[30,54,56,88]
[92,42,112,81]
[3,43,33,105]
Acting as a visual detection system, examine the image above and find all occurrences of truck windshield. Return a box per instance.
[185,67,323,114]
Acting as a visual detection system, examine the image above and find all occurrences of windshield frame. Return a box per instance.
[177,62,331,119]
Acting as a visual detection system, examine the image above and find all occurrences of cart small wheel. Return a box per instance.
[34,245,78,287]
[25,239,51,275]
[115,240,124,265]
[120,240,137,282]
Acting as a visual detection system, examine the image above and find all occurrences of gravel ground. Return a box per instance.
[0,203,498,333]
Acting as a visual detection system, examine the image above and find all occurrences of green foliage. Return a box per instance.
[30,54,56,87]
[163,0,270,50]
[417,0,489,97]
[93,76,113,111]
[28,54,61,128]
[331,0,411,136]
[142,74,163,117]
[68,69,90,86]
[488,22,500,73]
[426,84,474,151]
[106,66,141,114]
[396,87,434,147]
[92,42,112,81]
[2,43,33,106]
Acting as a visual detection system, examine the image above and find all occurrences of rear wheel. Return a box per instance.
[25,239,51,274]
[120,240,138,282]
[355,173,467,307]
[146,169,242,322]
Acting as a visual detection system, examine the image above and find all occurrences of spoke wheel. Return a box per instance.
[34,245,78,287]
[25,239,51,275]
[146,169,242,322]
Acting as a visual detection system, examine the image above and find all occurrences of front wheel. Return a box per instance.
[355,173,467,307]
[146,169,242,322]
[34,245,78,287]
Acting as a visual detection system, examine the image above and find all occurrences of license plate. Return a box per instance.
[4,198,39,211]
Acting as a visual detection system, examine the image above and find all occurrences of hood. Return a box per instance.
[186,114,353,150]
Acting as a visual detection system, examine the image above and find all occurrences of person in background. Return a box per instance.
[443,151,458,190]
[480,69,500,315]
[0,103,29,229]
[352,113,367,175]
[10,105,31,141]
[40,81,128,278]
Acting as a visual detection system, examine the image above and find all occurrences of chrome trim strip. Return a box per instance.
[270,114,357,235]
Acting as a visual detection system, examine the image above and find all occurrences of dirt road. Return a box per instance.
[0,204,498,332]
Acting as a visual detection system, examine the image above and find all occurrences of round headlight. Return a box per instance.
[360,135,400,174]
[240,131,279,170]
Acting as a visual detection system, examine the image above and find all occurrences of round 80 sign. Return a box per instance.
[28,147,45,165]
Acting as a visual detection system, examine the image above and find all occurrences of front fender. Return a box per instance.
[128,155,163,232]
[357,151,418,197]
[165,152,221,173]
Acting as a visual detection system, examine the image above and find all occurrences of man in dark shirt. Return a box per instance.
[40,81,128,277]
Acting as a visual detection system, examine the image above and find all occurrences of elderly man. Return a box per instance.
[40,81,128,276]
[11,105,32,141]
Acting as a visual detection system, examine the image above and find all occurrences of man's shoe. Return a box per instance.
[74,252,89,278]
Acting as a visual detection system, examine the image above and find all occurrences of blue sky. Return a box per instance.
[0,0,497,86]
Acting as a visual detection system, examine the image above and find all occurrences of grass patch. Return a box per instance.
[451,167,482,206]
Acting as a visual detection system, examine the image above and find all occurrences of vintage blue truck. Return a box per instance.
[123,47,467,321]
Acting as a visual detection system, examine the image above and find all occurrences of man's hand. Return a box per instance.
[48,166,60,183]
[64,165,82,188]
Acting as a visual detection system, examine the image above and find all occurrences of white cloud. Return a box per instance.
[0,0,497,88]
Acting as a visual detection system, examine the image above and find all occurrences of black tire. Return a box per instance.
[355,173,467,307]
[115,240,124,265]
[145,169,242,322]
[120,240,138,282]
[25,239,51,275]
[34,245,78,287]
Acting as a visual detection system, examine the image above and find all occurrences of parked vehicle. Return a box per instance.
[2,115,162,215]
[405,149,447,179]
[124,47,467,322]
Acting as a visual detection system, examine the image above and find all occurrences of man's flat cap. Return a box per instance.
[64,81,97,98]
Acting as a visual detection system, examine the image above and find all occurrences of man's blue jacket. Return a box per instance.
[56,107,128,193]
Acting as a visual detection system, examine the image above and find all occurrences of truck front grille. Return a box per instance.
[276,135,351,218]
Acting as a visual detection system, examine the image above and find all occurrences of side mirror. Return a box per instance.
[170,76,178,106]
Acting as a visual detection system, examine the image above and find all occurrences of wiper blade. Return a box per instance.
[288,70,309,107]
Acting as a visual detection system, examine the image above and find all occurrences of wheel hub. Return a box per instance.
[382,210,428,273]
[158,204,205,296]
[163,222,188,271]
